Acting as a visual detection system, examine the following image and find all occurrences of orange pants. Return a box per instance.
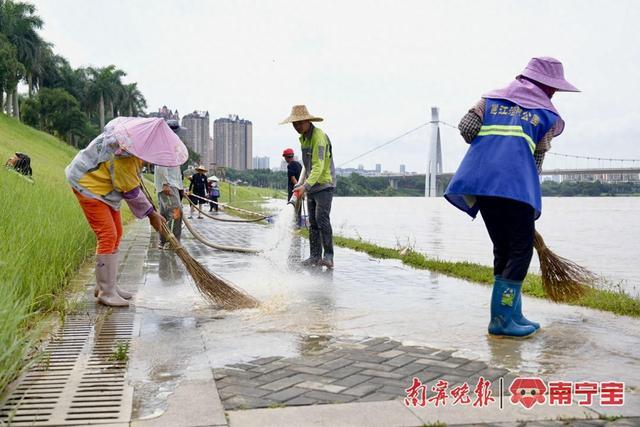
[73,189,123,254]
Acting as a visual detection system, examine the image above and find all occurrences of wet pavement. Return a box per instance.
[121,208,640,425]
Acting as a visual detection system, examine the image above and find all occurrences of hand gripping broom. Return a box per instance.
[533,230,595,302]
[141,181,259,309]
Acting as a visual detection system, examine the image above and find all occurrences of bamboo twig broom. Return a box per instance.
[141,181,259,309]
[533,230,595,302]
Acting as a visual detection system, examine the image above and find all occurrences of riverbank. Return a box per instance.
[315,232,640,318]
[223,192,640,318]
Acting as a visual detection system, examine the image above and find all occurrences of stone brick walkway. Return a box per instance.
[214,336,515,410]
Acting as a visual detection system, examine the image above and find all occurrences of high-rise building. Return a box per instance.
[181,111,211,166]
[375,163,382,174]
[148,105,180,121]
[400,164,406,174]
[213,115,253,170]
[252,156,270,170]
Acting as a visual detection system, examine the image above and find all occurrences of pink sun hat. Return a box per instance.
[106,117,188,167]
[519,57,580,92]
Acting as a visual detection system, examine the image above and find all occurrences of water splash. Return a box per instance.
[262,204,297,267]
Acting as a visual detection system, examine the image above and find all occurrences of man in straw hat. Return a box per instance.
[445,57,579,338]
[187,165,208,219]
[281,105,336,268]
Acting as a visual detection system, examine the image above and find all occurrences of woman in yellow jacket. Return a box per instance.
[66,118,184,307]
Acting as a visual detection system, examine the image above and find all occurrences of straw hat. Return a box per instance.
[279,105,323,124]
[195,165,207,172]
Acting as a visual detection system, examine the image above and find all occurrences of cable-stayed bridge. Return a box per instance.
[340,107,640,196]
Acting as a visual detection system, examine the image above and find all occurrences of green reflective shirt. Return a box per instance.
[299,125,336,193]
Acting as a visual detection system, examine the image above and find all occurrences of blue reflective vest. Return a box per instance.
[445,99,558,219]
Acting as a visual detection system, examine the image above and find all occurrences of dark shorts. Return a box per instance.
[189,193,206,205]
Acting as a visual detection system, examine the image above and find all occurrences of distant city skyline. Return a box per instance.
[181,111,210,167]
[35,1,640,174]
[213,115,253,171]
[252,156,270,170]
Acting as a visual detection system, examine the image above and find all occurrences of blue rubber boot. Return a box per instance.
[495,276,540,330]
[488,277,536,338]
[513,290,540,330]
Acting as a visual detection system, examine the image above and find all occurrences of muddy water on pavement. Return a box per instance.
[131,213,640,416]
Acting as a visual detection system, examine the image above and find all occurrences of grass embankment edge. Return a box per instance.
[301,231,640,318]
[0,114,142,398]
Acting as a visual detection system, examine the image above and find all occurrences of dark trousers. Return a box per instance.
[307,188,334,261]
[477,196,535,282]
[209,197,219,211]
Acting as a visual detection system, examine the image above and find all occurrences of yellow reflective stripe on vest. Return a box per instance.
[477,125,535,154]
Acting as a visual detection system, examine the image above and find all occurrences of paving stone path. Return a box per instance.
[214,336,517,410]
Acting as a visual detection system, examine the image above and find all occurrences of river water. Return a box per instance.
[330,197,640,297]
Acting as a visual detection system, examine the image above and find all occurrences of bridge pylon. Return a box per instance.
[426,106,443,197]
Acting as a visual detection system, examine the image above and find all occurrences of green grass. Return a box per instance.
[109,341,130,362]
[218,182,283,213]
[0,114,135,395]
[301,231,640,318]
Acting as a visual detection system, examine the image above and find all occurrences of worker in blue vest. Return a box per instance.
[445,57,579,338]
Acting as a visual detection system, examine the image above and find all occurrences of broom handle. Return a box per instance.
[533,230,547,252]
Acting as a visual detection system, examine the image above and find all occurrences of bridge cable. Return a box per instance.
[547,152,640,163]
[337,122,429,167]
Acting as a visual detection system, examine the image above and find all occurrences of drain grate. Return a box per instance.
[0,309,136,426]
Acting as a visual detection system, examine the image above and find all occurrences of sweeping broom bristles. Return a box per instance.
[162,223,259,309]
[533,230,595,302]
[140,179,258,309]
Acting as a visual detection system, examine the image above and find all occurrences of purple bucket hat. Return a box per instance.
[519,57,580,92]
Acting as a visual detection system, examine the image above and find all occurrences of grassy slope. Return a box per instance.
[0,115,128,394]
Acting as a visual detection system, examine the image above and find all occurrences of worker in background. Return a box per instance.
[187,165,208,219]
[283,147,303,226]
[154,119,185,249]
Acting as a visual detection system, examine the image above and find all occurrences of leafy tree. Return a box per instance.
[87,65,126,129]
[118,83,146,116]
[0,33,22,110]
[21,87,92,145]
[0,0,43,116]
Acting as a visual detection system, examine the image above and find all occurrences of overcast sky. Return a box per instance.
[34,0,639,173]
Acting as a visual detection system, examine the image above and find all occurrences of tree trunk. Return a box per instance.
[5,92,13,115]
[28,74,33,97]
[129,106,133,117]
[109,99,114,120]
[13,87,20,120]
[0,88,4,113]
[99,93,105,130]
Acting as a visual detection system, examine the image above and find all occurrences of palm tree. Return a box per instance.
[118,83,147,117]
[87,65,126,129]
[0,33,22,112]
[27,40,54,95]
[0,0,44,117]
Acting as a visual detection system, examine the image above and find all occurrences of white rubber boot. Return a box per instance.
[94,252,133,299]
[95,254,129,307]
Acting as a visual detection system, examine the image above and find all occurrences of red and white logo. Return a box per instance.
[509,377,547,409]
